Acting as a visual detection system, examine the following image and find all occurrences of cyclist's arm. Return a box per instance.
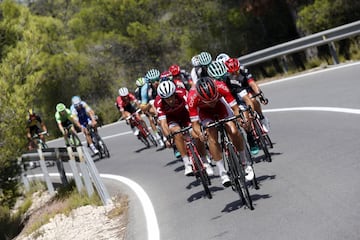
[26,127,32,140]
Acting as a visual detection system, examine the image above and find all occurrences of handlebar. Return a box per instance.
[203,114,243,130]
[168,126,192,139]
[32,131,48,138]
[125,109,142,120]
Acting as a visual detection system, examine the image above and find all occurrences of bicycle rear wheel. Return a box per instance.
[227,143,254,210]
[99,139,110,158]
[264,134,273,148]
[147,133,158,147]
[189,144,212,199]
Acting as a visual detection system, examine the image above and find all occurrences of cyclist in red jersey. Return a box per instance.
[188,77,254,187]
[155,81,214,176]
[169,64,193,90]
[116,87,147,136]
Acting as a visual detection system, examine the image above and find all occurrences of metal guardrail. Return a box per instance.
[238,20,360,66]
[20,147,113,206]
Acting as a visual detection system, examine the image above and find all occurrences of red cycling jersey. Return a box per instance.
[154,88,191,126]
[116,93,137,112]
[187,80,236,122]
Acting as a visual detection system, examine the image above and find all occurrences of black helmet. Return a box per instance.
[195,77,219,102]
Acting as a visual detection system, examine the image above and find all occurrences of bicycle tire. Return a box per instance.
[264,134,273,149]
[138,132,150,148]
[147,133,158,147]
[228,143,254,210]
[189,144,212,199]
[100,140,110,158]
[253,119,272,162]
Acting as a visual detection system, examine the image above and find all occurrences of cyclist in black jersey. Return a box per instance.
[26,109,48,150]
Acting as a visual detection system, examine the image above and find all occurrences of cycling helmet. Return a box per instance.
[195,77,219,102]
[136,77,146,87]
[28,108,35,116]
[56,103,66,112]
[71,96,81,106]
[145,68,161,82]
[207,61,227,79]
[191,55,200,67]
[225,58,240,73]
[160,70,173,82]
[198,51,212,66]
[157,80,176,98]
[216,53,230,63]
[118,87,129,97]
[169,64,180,76]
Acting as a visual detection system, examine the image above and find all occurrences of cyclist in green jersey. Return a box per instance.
[55,103,82,146]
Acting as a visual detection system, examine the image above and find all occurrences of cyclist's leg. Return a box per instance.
[169,123,192,176]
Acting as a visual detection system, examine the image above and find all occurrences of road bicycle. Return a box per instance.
[30,131,49,150]
[204,114,254,210]
[169,126,212,199]
[87,125,110,159]
[244,105,273,162]
[64,125,82,147]
[126,109,158,148]
[234,121,260,190]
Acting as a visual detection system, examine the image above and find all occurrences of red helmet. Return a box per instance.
[160,70,173,82]
[169,64,180,76]
[225,58,240,73]
[195,77,219,102]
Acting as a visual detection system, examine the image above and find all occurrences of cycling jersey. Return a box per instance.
[55,109,74,128]
[116,93,137,114]
[222,65,255,105]
[154,88,190,127]
[191,66,208,85]
[188,80,236,122]
[140,81,157,105]
[26,115,43,135]
[70,101,92,127]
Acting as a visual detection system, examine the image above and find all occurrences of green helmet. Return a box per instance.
[207,61,227,79]
[145,69,160,82]
[136,77,146,87]
[56,103,66,112]
[198,51,212,66]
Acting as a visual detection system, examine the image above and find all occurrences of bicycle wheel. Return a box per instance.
[253,120,272,162]
[138,131,150,148]
[227,143,254,210]
[100,140,110,158]
[70,132,82,147]
[189,144,212,199]
[264,134,273,149]
[147,133,158,147]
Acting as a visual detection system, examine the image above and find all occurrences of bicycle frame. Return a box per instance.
[204,115,254,209]
[170,126,212,199]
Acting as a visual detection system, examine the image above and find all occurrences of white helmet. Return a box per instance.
[118,87,129,97]
[71,96,81,106]
[198,51,212,66]
[207,61,227,79]
[191,55,200,67]
[157,80,176,98]
[216,53,230,63]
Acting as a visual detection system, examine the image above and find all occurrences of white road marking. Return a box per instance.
[264,107,360,114]
[27,173,160,240]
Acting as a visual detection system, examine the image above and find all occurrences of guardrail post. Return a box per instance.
[82,147,113,206]
[76,146,95,197]
[18,157,30,192]
[280,56,288,73]
[55,148,68,186]
[328,41,339,65]
[66,146,84,193]
[37,148,55,194]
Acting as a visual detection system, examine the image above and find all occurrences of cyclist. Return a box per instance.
[70,96,99,155]
[55,103,83,147]
[190,54,201,85]
[225,57,270,132]
[188,77,254,187]
[134,77,146,103]
[139,69,165,147]
[116,87,147,137]
[215,53,230,63]
[26,108,48,150]
[207,60,260,155]
[155,80,214,176]
[168,64,192,90]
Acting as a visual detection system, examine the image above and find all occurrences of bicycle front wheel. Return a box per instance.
[227,143,254,210]
[253,119,272,162]
[189,144,212,199]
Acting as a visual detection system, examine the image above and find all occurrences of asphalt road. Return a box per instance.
[39,62,360,240]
